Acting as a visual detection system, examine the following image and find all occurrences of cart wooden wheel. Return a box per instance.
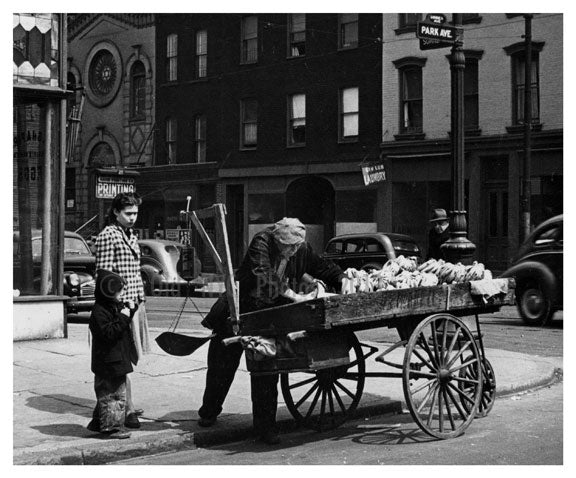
[458,356,496,418]
[402,314,483,439]
[280,333,365,432]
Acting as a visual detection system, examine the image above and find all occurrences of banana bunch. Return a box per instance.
[420,272,439,287]
[394,255,418,272]
[463,261,485,281]
[418,258,446,275]
[340,257,491,295]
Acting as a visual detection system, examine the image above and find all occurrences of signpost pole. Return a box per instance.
[441,13,476,264]
[521,14,533,241]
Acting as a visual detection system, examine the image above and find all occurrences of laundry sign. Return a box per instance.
[362,162,386,186]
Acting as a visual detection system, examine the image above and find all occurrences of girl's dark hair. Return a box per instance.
[106,192,142,225]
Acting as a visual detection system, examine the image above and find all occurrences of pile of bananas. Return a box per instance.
[341,256,492,294]
[417,259,492,283]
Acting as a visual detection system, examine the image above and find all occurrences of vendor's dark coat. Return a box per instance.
[204,227,345,334]
[89,278,137,377]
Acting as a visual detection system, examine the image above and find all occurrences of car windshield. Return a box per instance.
[64,237,91,255]
[392,240,420,253]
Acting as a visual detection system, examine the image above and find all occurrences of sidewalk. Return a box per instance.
[13,323,562,465]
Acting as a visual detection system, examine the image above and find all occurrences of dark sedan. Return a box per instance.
[323,232,421,272]
[139,239,202,296]
[13,230,96,313]
[500,214,563,326]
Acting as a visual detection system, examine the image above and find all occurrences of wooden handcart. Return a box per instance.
[181,203,514,440]
[230,280,515,439]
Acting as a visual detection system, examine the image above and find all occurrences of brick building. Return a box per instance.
[378,13,563,271]
[66,14,156,233]
[145,13,383,266]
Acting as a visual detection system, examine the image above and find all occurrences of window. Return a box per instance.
[65,168,76,209]
[166,117,177,164]
[241,99,257,148]
[241,16,258,63]
[339,14,358,49]
[193,115,206,163]
[195,30,207,78]
[130,61,146,119]
[513,52,540,125]
[288,14,306,57]
[398,14,421,29]
[462,14,482,24]
[464,58,479,130]
[340,87,359,140]
[288,93,306,145]
[400,66,423,134]
[166,33,178,81]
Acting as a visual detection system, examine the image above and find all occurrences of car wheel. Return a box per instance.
[361,263,382,273]
[141,272,152,296]
[518,281,553,326]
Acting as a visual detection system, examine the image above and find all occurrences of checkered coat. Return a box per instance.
[95,224,145,304]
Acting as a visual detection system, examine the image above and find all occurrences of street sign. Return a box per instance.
[95,175,136,199]
[362,161,386,186]
[416,21,458,43]
[426,13,447,24]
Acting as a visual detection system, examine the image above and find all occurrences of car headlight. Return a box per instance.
[68,273,80,287]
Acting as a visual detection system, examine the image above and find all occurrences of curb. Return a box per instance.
[14,365,562,465]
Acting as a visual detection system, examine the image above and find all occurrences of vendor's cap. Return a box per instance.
[95,269,127,299]
[272,217,306,245]
[430,208,449,223]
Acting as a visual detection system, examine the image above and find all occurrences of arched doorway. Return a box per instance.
[286,176,335,251]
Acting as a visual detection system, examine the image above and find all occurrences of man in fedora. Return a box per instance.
[427,208,451,260]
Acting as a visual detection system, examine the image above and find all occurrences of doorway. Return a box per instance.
[286,176,335,252]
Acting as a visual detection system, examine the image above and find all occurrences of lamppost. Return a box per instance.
[441,13,476,264]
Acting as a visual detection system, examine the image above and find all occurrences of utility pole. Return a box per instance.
[441,13,476,264]
[521,14,533,241]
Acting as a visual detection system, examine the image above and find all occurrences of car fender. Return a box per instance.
[500,261,557,301]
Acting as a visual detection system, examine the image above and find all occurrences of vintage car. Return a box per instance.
[13,230,96,313]
[139,239,202,296]
[500,214,563,326]
[323,232,422,272]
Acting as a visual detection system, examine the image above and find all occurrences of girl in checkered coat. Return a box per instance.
[94,192,150,429]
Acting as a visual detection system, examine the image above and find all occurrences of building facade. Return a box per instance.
[148,13,383,266]
[378,13,563,271]
[66,14,156,233]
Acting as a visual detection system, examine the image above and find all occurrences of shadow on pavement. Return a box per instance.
[25,394,94,416]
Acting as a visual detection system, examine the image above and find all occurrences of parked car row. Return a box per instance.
[15,217,562,326]
[13,231,202,314]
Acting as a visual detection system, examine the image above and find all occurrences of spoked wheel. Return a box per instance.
[459,356,496,418]
[402,314,483,439]
[280,333,365,431]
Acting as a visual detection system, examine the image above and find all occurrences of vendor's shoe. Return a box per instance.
[86,419,100,432]
[258,431,280,445]
[198,416,217,427]
[102,428,131,439]
[124,413,141,429]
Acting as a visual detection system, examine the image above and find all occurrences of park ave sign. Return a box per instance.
[416,21,458,43]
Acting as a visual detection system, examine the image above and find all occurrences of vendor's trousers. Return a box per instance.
[198,334,279,434]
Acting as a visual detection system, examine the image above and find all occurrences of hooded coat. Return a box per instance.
[89,270,138,377]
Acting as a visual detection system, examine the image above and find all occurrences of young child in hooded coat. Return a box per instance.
[87,269,138,439]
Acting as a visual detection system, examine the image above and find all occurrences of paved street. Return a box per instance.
[118,381,563,465]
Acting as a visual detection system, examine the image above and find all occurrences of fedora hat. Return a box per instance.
[430,208,449,223]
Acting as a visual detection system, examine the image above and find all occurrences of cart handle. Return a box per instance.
[222,336,242,346]
[286,330,308,341]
